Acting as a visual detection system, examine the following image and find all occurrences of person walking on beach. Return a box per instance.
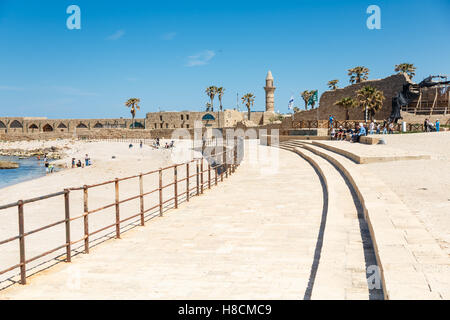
[436,119,440,132]
[72,158,76,168]
[140,140,143,148]
[44,159,49,174]
[85,154,90,166]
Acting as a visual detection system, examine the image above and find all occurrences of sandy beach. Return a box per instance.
[0,138,205,288]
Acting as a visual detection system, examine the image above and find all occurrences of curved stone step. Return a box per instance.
[310,141,431,164]
[282,144,384,299]
[297,142,445,299]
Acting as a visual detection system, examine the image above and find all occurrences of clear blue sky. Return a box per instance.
[0,0,449,119]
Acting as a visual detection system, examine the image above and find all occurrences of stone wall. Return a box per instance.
[294,74,411,121]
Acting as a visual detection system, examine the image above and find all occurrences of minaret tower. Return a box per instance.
[264,70,276,113]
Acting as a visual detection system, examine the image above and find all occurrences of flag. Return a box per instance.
[308,90,319,106]
[288,96,294,110]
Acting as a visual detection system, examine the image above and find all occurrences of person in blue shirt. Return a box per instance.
[358,123,367,137]
[436,119,440,132]
[352,123,366,143]
[329,115,335,129]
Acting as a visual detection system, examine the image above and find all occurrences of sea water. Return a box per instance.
[0,156,48,189]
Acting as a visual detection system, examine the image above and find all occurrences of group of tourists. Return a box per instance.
[41,155,55,174]
[71,154,91,169]
[424,119,440,132]
[330,119,396,143]
[151,137,175,149]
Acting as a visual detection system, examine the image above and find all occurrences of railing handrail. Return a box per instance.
[0,139,243,286]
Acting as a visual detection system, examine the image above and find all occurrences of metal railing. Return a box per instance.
[0,141,241,286]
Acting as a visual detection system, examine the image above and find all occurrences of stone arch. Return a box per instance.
[76,123,88,129]
[93,122,103,128]
[10,120,23,128]
[29,124,38,129]
[43,124,54,132]
[0,120,6,128]
[57,123,68,129]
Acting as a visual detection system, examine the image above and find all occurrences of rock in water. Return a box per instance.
[0,161,20,169]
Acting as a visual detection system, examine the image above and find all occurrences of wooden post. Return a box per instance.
[174,165,178,209]
[222,144,226,181]
[208,164,211,189]
[233,138,237,173]
[83,185,89,254]
[200,160,204,194]
[196,160,200,195]
[18,200,26,285]
[139,174,144,226]
[64,189,71,263]
[115,179,120,239]
[159,169,163,216]
[215,164,218,185]
[186,163,190,202]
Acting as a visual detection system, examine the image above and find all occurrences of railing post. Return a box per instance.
[83,185,89,254]
[159,168,163,216]
[200,160,204,194]
[233,138,237,173]
[115,179,120,239]
[18,200,26,285]
[64,189,71,263]
[215,163,218,185]
[208,164,211,189]
[139,174,144,226]
[174,165,178,209]
[186,163,190,202]
[196,160,200,195]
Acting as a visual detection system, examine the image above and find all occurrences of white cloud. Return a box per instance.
[186,50,216,67]
[107,30,125,40]
[161,32,177,40]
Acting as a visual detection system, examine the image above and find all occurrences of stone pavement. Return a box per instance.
[1,146,329,299]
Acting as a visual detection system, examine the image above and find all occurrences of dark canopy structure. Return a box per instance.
[390,75,450,123]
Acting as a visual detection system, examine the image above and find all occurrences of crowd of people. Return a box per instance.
[330,119,396,143]
[329,114,443,144]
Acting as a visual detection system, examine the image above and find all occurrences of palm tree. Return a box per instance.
[395,63,416,79]
[125,98,141,129]
[241,93,255,121]
[348,66,370,84]
[334,97,356,120]
[301,90,313,110]
[356,86,385,122]
[217,87,225,111]
[327,80,339,90]
[293,106,300,113]
[205,86,218,111]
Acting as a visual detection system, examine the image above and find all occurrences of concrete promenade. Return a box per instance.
[1,146,329,299]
